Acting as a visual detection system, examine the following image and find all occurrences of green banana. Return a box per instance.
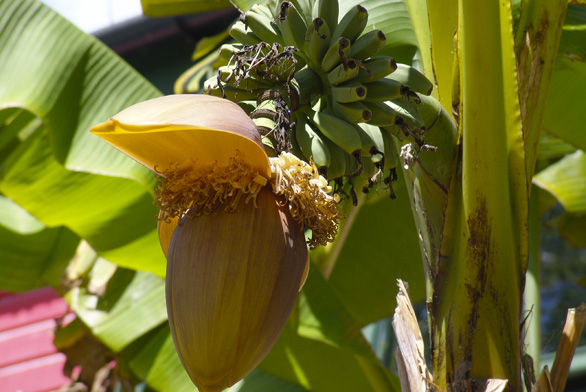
[253,115,276,135]
[294,67,322,104]
[321,37,351,72]
[266,0,281,19]
[331,5,368,43]
[304,18,331,65]
[236,100,257,114]
[401,94,457,184]
[295,113,331,169]
[377,128,399,198]
[350,30,386,60]
[217,66,271,90]
[389,97,425,129]
[214,1,438,195]
[327,58,359,85]
[218,44,243,62]
[362,101,397,126]
[380,128,399,171]
[355,123,377,156]
[387,64,434,96]
[249,3,273,19]
[288,122,305,159]
[323,138,349,180]
[360,123,399,194]
[331,81,367,103]
[290,0,313,25]
[243,6,284,46]
[311,109,362,157]
[363,78,404,102]
[255,54,301,83]
[358,123,385,157]
[361,154,379,180]
[260,133,277,156]
[175,52,217,94]
[356,56,398,83]
[252,97,290,155]
[332,100,371,123]
[229,21,261,46]
[204,78,262,101]
[253,95,279,117]
[312,0,338,41]
[276,1,307,49]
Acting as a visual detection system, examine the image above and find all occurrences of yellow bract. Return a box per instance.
[90,94,271,178]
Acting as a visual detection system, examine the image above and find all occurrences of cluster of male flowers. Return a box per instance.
[91,94,340,392]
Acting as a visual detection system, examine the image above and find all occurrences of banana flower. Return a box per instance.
[90,94,338,392]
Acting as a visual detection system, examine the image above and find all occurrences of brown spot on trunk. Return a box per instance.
[462,196,491,369]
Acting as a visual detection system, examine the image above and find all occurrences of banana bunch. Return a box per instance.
[204,0,435,202]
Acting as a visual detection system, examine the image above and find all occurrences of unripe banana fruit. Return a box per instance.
[208,0,434,197]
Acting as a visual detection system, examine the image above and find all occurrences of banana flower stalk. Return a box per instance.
[90,94,339,392]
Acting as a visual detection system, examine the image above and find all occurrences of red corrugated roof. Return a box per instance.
[0,287,72,392]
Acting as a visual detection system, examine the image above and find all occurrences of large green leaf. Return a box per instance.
[339,0,419,65]
[0,195,79,292]
[422,0,458,109]
[66,264,167,352]
[542,4,586,153]
[261,328,399,392]
[127,326,195,392]
[0,108,40,166]
[536,132,578,173]
[0,0,166,277]
[235,369,309,391]
[534,150,586,214]
[259,267,400,392]
[403,0,434,79]
[513,0,567,179]
[326,178,425,327]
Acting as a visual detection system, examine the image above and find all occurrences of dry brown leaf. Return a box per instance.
[550,303,586,391]
[392,279,431,392]
[532,366,553,392]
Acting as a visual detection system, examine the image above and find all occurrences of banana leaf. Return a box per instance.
[0,0,165,277]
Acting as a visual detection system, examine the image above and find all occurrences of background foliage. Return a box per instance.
[1,0,586,390]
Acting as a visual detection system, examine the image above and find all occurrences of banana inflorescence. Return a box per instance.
[204,0,436,203]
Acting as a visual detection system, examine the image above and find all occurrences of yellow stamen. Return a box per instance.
[269,153,339,249]
[155,151,339,249]
[155,153,267,222]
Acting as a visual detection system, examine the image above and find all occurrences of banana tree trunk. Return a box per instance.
[399,0,568,390]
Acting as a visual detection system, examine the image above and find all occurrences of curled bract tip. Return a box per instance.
[90,94,271,178]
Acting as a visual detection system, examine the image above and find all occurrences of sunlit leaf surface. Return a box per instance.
[0,0,165,277]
